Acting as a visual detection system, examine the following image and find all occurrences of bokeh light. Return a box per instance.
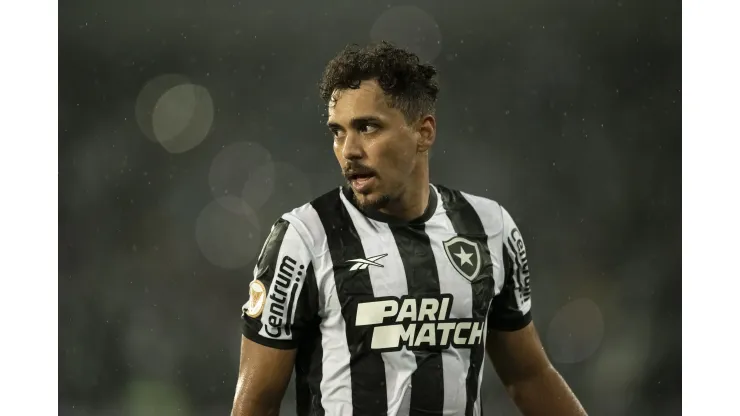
[546,298,605,364]
[123,379,190,416]
[152,83,214,153]
[135,74,191,143]
[590,319,654,416]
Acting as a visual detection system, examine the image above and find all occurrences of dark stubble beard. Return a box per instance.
[342,161,392,212]
[351,187,392,212]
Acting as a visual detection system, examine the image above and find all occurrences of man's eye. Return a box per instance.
[360,124,379,134]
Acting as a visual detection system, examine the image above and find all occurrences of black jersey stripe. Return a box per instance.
[389,223,445,416]
[242,218,290,340]
[435,185,491,416]
[295,261,325,416]
[310,190,388,416]
[260,218,290,273]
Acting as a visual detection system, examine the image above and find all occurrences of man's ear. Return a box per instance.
[416,115,436,153]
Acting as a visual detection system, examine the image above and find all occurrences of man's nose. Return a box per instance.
[341,133,365,161]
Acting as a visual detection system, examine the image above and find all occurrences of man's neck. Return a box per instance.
[379,179,431,222]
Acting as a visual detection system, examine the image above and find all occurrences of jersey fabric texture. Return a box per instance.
[241,184,533,416]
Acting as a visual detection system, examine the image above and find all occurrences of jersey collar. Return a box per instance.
[341,184,438,225]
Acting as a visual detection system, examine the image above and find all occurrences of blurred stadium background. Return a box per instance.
[59,0,680,415]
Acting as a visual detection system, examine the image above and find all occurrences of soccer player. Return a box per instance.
[231,42,586,416]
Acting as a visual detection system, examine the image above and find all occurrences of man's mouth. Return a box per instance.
[347,172,374,181]
[347,172,377,192]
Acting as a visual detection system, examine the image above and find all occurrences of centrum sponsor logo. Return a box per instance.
[507,228,531,302]
[264,255,303,337]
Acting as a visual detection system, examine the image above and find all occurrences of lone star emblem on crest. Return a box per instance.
[453,247,474,266]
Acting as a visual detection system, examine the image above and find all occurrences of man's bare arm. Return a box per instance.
[487,322,586,416]
[231,336,296,416]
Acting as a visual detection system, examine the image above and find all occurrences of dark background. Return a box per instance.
[59,0,681,415]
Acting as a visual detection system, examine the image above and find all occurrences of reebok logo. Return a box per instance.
[346,254,387,271]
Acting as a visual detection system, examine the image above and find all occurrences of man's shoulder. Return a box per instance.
[274,187,344,250]
[433,183,509,238]
[433,183,504,214]
[280,187,342,224]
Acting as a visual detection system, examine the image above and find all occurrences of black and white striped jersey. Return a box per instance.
[241,184,533,416]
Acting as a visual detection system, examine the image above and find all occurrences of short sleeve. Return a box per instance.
[488,206,533,331]
[241,218,319,349]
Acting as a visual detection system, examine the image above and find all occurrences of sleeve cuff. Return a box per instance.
[489,311,532,332]
[242,320,299,350]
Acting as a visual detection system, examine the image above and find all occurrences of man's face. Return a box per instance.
[327,80,420,211]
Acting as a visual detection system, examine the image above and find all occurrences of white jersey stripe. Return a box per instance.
[256,223,312,341]
[459,192,505,296]
[285,205,354,415]
[425,209,474,415]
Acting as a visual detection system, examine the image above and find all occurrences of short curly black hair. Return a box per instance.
[319,41,439,122]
